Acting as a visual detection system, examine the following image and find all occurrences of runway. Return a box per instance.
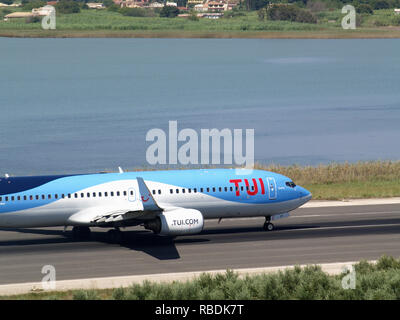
[0,203,400,285]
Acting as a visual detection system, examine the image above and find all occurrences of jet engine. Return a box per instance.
[144,209,204,236]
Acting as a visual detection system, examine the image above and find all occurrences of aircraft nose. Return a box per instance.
[297,186,312,201]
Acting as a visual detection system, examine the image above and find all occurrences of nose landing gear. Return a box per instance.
[263,217,274,231]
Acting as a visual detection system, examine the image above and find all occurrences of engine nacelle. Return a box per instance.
[144,209,204,236]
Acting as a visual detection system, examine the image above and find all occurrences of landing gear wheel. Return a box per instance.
[263,222,274,231]
[72,226,91,241]
[107,229,123,244]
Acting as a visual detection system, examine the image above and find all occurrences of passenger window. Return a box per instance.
[87,193,90,198]
[176,189,179,194]
[152,190,156,195]
[42,195,45,200]
[170,189,173,194]
[5,197,8,201]
[207,188,210,192]
[98,192,102,197]
[212,187,216,192]
[93,192,97,197]
[111,192,114,197]
[188,189,191,193]
[11,196,15,201]
[158,190,161,195]
[105,192,108,197]
[55,194,58,199]
[36,195,39,200]
[200,188,203,192]
[30,195,33,200]
[182,189,185,194]
[123,191,127,196]
[117,191,120,196]
[17,196,21,201]
[81,193,84,198]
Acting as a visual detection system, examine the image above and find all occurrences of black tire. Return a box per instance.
[263,222,274,231]
[72,226,91,241]
[107,229,123,244]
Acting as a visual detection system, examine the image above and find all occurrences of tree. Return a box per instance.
[22,0,46,10]
[357,4,374,14]
[266,4,317,23]
[159,5,179,18]
[56,0,81,14]
[374,0,390,9]
[103,0,114,7]
[2,0,13,5]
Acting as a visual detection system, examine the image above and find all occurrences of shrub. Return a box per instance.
[25,15,41,23]
[306,0,327,12]
[56,1,81,14]
[357,4,374,14]
[119,7,146,17]
[22,0,46,10]
[159,5,179,18]
[374,0,390,9]
[188,10,199,21]
[266,4,317,23]
[107,4,120,12]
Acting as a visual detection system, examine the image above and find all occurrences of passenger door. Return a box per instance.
[267,177,277,200]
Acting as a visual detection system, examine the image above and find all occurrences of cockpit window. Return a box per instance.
[285,181,296,188]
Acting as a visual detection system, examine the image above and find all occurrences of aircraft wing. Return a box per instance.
[67,177,163,226]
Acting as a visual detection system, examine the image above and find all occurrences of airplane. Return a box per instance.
[0,168,312,243]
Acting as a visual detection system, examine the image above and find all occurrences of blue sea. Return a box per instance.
[0,38,399,175]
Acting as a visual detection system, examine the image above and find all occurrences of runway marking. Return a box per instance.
[279,222,400,233]
[292,211,400,218]
[206,210,399,223]
[303,197,400,208]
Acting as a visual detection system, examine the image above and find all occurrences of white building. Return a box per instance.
[194,3,207,12]
[32,6,55,16]
[149,2,164,7]
[86,2,106,9]
[165,1,177,6]
[395,8,400,14]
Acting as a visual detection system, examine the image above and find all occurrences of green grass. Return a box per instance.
[1,8,400,37]
[255,161,400,200]
[3,256,400,300]
[0,10,325,31]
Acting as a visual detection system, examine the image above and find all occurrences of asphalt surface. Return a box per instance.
[0,203,400,285]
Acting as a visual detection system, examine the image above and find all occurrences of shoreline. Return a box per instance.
[1,29,400,39]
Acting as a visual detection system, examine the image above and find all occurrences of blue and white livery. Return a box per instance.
[0,169,311,241]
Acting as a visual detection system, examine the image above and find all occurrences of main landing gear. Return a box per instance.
[263,217,274,231]
[107,228,124,244]
[72,226,91,240]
